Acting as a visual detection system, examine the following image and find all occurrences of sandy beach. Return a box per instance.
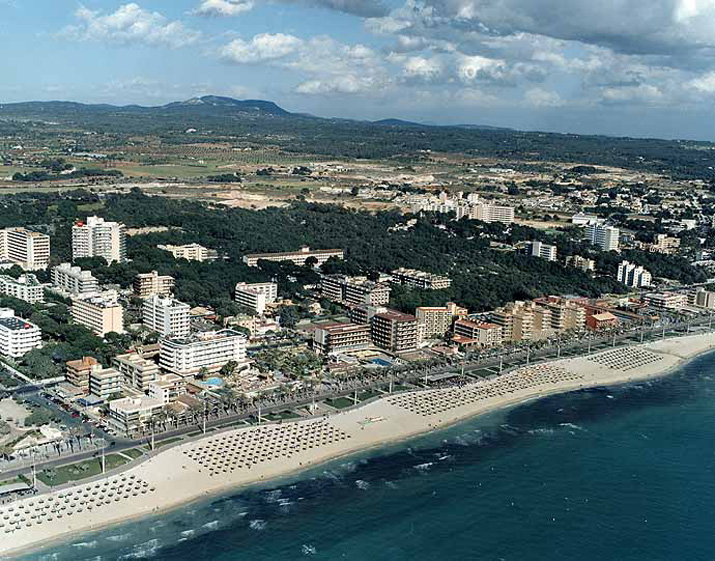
[2,332,715,558]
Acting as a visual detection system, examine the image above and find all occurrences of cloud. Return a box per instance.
[524,87,562,107]
[220,33,303,63]
[62,3,200,48]
[193,0,255,16]
[193,0,387,17]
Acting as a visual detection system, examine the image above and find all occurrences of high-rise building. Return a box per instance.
[234,282,278,315]
[390,268,452,290]
[242,246,344,268]
[133,271,175,298]
[415,302,468,340]
[490,301,553,342]
[370,310,418,352]
[534,297,587,332]
[0,274,46,304]
[72,216,127,264]
[313,322,371,355]
[51,263,99,297]
[694,288,715,309]
[142,295,191,338]
[584,223,620,251]
[159,330,248,377]
[468,202,515,224]
[0,228,50,270]
[320,275,391,307]
[617,261,652,288]
[0,309,41,358]
[529,241,558,261]
[71,292,125,337]
[88,364,123,400]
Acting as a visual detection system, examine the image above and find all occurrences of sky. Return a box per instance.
[3,0,715,140]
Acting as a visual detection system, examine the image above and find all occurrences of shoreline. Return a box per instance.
[4,332,715,559]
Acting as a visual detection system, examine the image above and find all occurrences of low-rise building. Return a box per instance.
[108,396,164,434]
[243,246,344,267]
[113,351,160,392]
[71,292,125,337]
[158,243,213,262]
[566,255,595,272]
[51,263,99,297]
[148,374,186,405]
[415,302,468,340]
[313,322,371,355]
[529,240,558,261]
[390,268,452,290]
[0,274,46,304]
[587,311,618,330]
[88,365,122,400]
[650,234,681,255]
[694,288,715,309]
[234,282,278,315]
[371,310,418,353]
[643,292,687,312]
[453,319,503,346]
[159,329,248,377]
[65,356,99,393]
[142,295,191,337]
[133,271,175,298]
[0,310,41,358]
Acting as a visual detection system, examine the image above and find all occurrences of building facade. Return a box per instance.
[584,223,620,251]
[159,330,248,377]
[0,310,41,358]
[113,351,161,392]
[0,228,50,270]
[133,271,175,298]
[51,263,99,297]
[320,275,391,307]
[65,356,99,393]
[617,261,652,288]
[70,292,125,337]
[370,310,418,352]
[242,246,344,267]
[108,396,164,434]
[158,243,212,262]
[390,268,452,290]
[415,302,468,340]
[530,241,558,261]
[142,296,191,337]
[234,282,278,315]
[453,319,503,346]
[88,365,122,400]
[313,322,371,355]
[72,216,127,264]
[0,274,46,304]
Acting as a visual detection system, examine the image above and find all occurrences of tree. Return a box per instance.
[196,366,209,381]
[220,360,239,377]
[278,306,299,330]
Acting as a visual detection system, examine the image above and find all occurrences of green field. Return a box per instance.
[37,454,131,486]
[325,397,355,409]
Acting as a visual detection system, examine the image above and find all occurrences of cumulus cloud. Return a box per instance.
[193,0,255,16]
[220,33,303,63]
[524,87,562,107]
[62,3,200,48]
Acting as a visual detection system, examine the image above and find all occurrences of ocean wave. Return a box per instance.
[72,540,98,549]
[180,529,196,538]
[202,520,220,530]
[265,489,283,503]
[106,533,132,543]
[528,428,555,436]
[118,538,161,560]
[414,462,433,472]
[250,519,267,531]
[355,479,370,490]
[302,544,317,556]
[559,423,585,431]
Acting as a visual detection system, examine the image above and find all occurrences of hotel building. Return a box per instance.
[133,271,175,298]
[390,268,452,290]
[415,302,468,340]
[88,364,123,400]
[72,216,127,264]
[158,243,213,262]
[148,374,186,405]
[71,292,125,337]
[313,322,371,355]
[113,351,161,392]
[142,295,191,338]
[617,261,652,288]
[65,356,100,393]
[109,396,164,434]
[0,310,41,358]
[371,310,418,353]
[320,275,391,307]
[51,263,99,297]
[0,274,46,304]
[453,319,503,347]
[584,223,620,252]
[529,241,558,262]
[234,282,278,315]
[242,246,344,268]
[159,329,248,377]
[0,227,50,270]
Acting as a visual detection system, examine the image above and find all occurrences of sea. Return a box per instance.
[20,351,715,561]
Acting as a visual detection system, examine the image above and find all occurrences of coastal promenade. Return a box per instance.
[2,331,715,559]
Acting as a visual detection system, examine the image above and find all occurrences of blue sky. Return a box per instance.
[3,0,715,140]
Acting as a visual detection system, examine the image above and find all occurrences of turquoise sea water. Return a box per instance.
[21,351,715,561]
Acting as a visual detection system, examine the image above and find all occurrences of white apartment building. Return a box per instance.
[51,263,99,297]
[159,329,248,377]
[584,223,620,251]
[142,296,191,337]
[0,309,41,358]
[148,374,186,405]
[234,282,278,315]
[113,351,160,392]
[158,243,211,262]
[644,292,687,311]
[133,271,175,298]
[468,202,515,224]
[0,228,50,270]
[88,364,122,400]
[72,216,127,264]
[617,261,652,288]
[71,292,125,337]
[530,241,558,261]
[415,302,468,340]
[0,274,46,304]
[694,288,715,310]
[242,247,344,267]
[390,268,452,290]
[566,255,596,272]
[108,396,164,434]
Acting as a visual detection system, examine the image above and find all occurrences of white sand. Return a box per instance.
[2,332,715,558]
